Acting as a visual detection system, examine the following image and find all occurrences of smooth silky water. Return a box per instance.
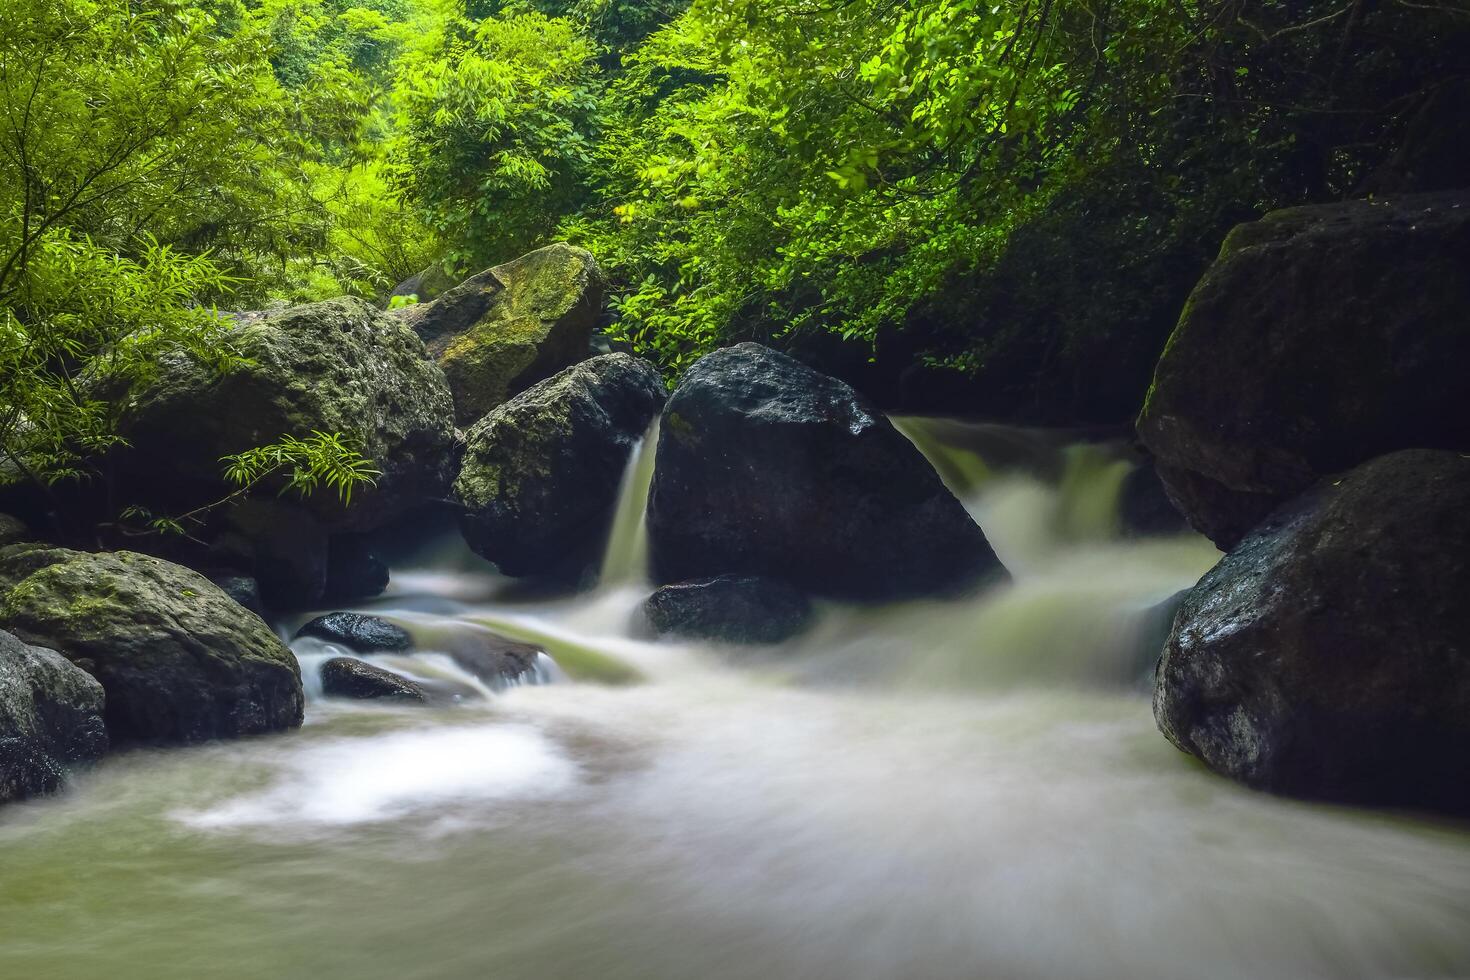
[3,420,1468,980]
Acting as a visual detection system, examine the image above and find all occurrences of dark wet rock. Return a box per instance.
[323,534,390,603]
[0,629,108,805]
[1118,459,1188,537]
[1154,449,1470,815]
[455,353,665,578]
[295,612,414,653]
[397,243,605,425]
[648,344,1004,601]
[1137,191,1470,548]
[319,657,426,703]
[0,513,32,549]
[114,296,455,533]
[206,572,265,617]
[645,575,814,644]
[0,550,303,745]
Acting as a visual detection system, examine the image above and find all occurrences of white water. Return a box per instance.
[2,420,1468,980]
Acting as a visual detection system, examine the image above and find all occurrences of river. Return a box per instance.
[2,420,1468,980]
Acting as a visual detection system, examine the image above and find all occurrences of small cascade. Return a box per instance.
[598,417,660,588]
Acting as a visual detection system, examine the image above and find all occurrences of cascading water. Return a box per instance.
[2,419,1468,980]
[598,418,660,588]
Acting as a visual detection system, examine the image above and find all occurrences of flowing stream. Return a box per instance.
[2,419,1469,980]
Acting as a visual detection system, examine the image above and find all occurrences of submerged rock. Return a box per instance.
[295,612,414,653]
[398,243,605,425]
[1154,450,1470,815]
[455,353,665,578]
[0,629,108,805]
[0,550,302,745]
[645,576,814,644]
[1137,191,1470,548]
[320,657,426,703]
[648,344,1004,601]
[437,628,543,687]
[115,295,455,532]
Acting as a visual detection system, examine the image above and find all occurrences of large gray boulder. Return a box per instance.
[648,344,1004,601]
[1137,191,1470,548]
[454,353,665,578]
[0,550,303,745]
[0,629,107,805]
[115,296,456,532]
[1154,450,1470,815]
[397,243,605,425]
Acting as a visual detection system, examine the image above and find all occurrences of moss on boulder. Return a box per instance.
[0,629,107,805]
[398,244,605,426]
[115,296,455,532]
[0,550,303,745]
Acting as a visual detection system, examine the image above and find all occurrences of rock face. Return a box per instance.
[0,630,108,804]
[0,550,303,745]
[645,576,814,644]
[319,657,425,703]
[397,244,605,425]
[323,535,390,603]
[648,344,1004,601]
[1154,450,1470,814]
[116,296,455,532]
[295,612,414,653]
[0,514,30,549]
[455,353,665,577]
[1137,192,1470,548]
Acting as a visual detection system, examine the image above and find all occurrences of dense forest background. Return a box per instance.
[3,0,1467,499]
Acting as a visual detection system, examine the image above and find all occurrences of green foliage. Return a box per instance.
[388,7,602,270]
[222,430,381,504]
[0,234,243,489]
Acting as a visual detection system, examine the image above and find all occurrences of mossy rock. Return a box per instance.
[454,353,665,578]
[0,629,107,805]
[0,550,303,745]
[398,244,606,426]
[115,296,455,532]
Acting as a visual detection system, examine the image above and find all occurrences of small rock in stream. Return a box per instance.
[295,612,414,653]
[319,658,426,703]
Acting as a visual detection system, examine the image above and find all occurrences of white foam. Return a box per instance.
[177,724,576,831]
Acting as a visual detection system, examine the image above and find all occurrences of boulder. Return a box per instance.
[115,296,455,532]
[644,576,814,644]
[0,513,31,549]
[0,550,303,745]
[454,353,665,578]
[0,629,108,804]
[295,612,414,653]
[1154,450,1470,815]
[397,243,605,425]
[319,657,426,703]
[1137,191,1470,548]
[648,344,1004,601]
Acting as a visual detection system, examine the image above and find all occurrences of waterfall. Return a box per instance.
[598,417,660,588]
